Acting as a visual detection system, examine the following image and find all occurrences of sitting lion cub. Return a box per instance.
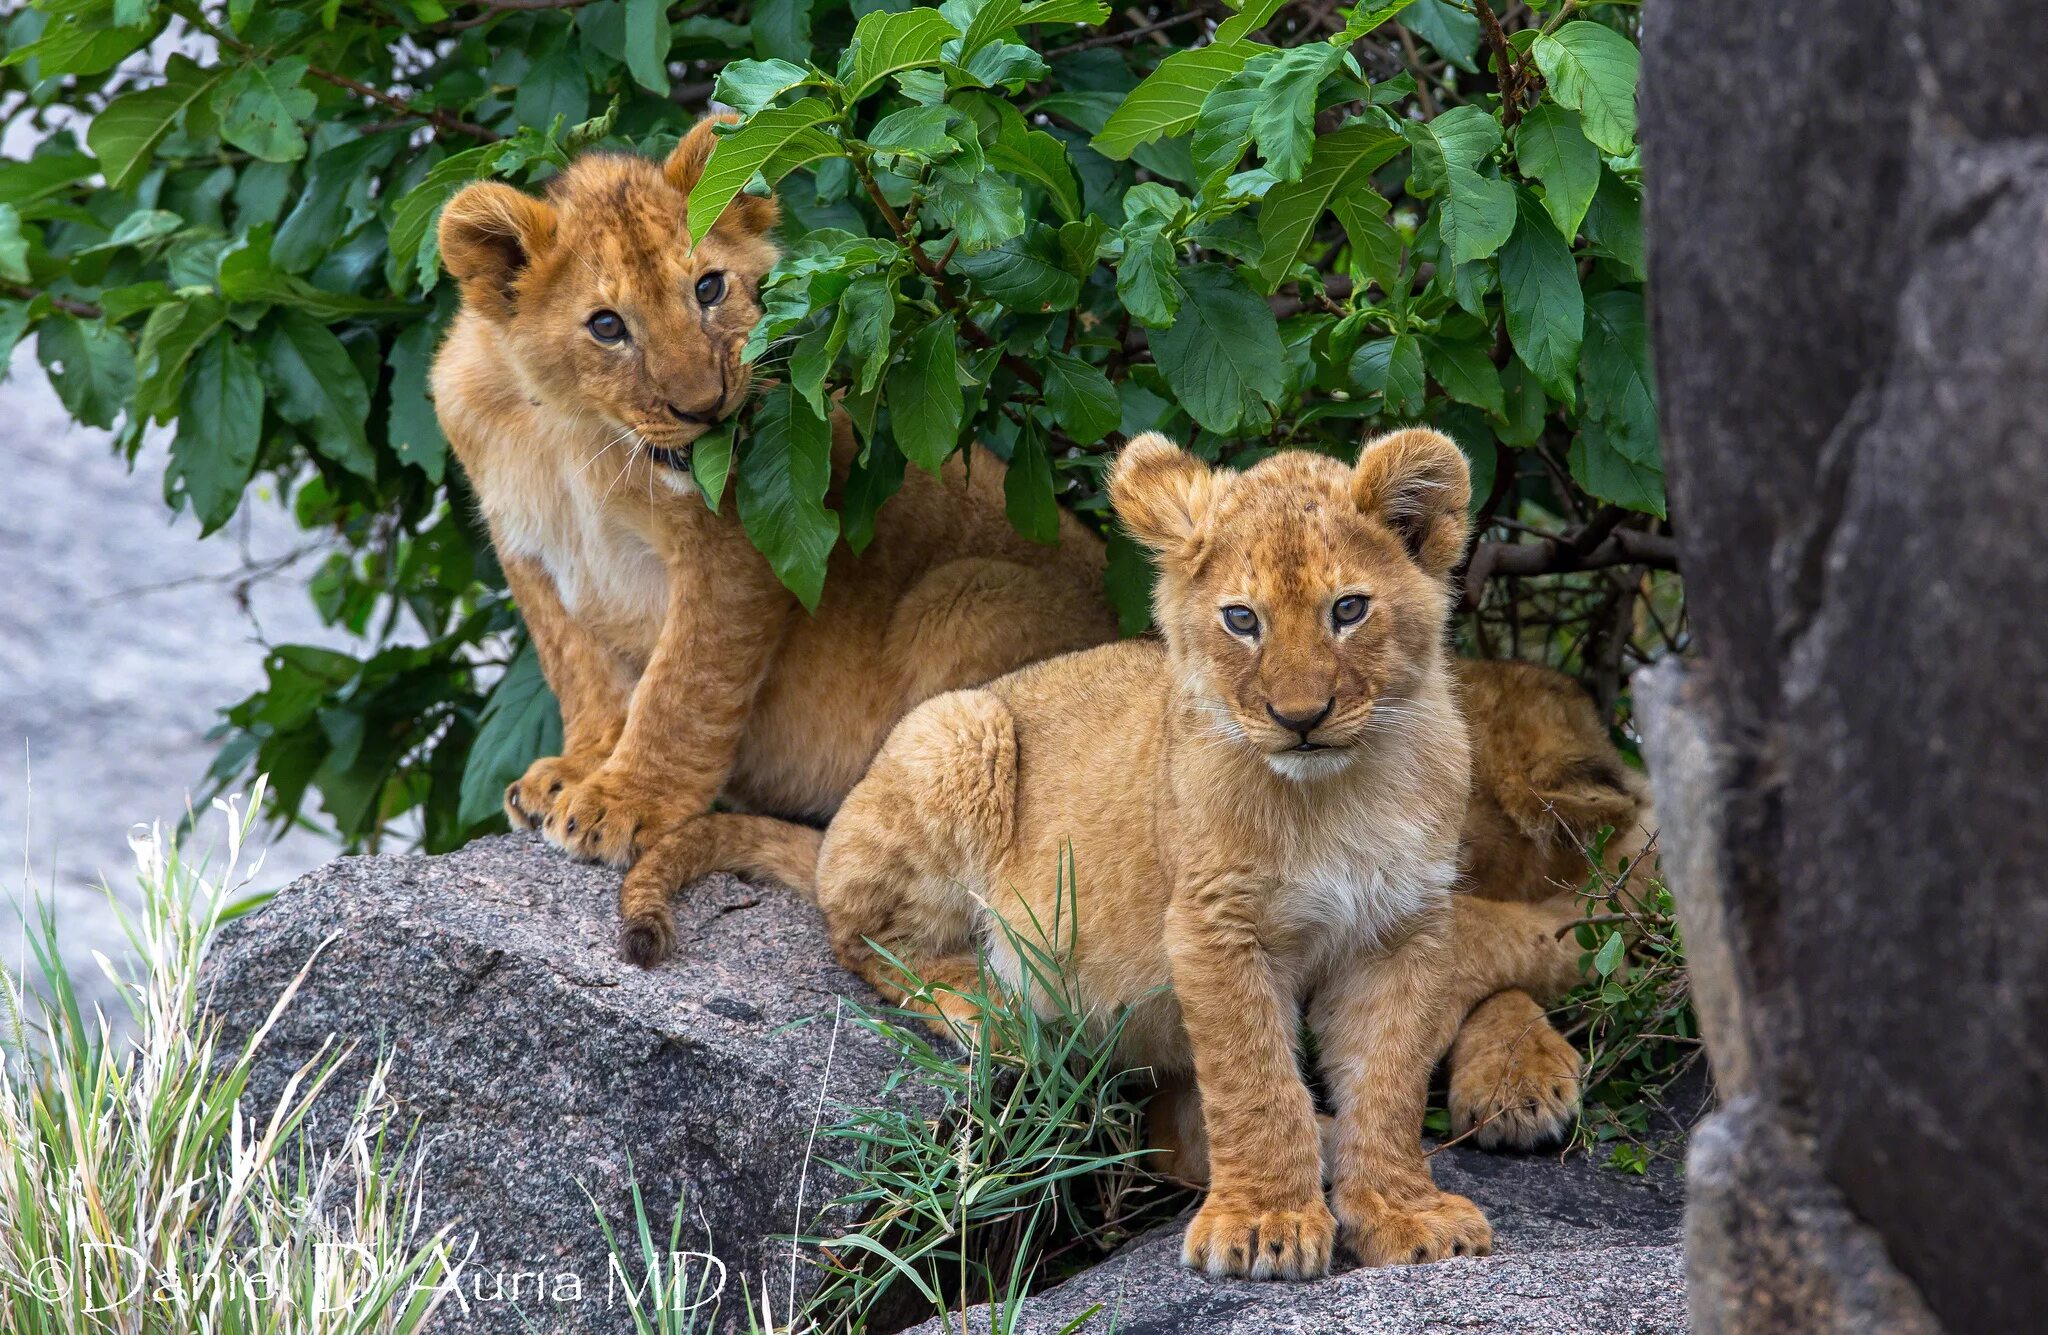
[430,117,1113,964]
[816,429,1495,1277]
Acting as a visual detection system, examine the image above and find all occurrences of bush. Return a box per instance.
[0,0,1669,851]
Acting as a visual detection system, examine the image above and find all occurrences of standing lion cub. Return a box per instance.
[815,429,1496,1277]
[430,117,1113,964]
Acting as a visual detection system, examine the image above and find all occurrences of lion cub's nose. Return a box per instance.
[666,399,720,425]
[1266,699,1335,735]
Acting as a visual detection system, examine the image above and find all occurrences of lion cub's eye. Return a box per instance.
[1332,594,1370,629]
[1222,605,1260,637]
[587,310,627,344]
[694,271,727,306]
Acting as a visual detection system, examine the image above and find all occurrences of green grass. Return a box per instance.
[796,853,1170,1335]
[0,780,457,1333]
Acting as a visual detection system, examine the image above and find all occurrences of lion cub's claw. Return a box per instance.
[1449,1022,1583,1151]
[1181,1196,1336,1281]
[543,771,663,868]
[1339,1190,1492,1267]
[504,755,588,832]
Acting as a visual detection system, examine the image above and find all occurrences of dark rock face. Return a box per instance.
[901,1147,1687,1335]
[1641,3,2048,1330]
[207,834,912,1334]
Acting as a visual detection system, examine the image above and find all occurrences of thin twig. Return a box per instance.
[0,283,102,320]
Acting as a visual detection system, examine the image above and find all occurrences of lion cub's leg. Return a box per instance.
[887,558,1116,705]
[813,690,1020,1042]
[1448,989,1583,1150]
[1442,893,1591,1151]
[1312,915,1494,1267]
[616,813,825,966]
[498,555,633,831]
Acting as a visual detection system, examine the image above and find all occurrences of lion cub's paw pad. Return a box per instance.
[544,776,661,868]
[1341,1191,1493,1267]
[1449,1023,1583,1151]
[1180,1199,1336,1281]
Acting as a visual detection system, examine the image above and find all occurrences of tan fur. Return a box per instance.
[815,430,1496,1278]
[1441,658,1660,1148]
[430,118,1113,964]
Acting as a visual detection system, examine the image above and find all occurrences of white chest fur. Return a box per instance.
[486,453,670,631]
[1268,777,1458,959]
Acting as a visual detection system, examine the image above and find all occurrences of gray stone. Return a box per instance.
[901,1144,1688,1335]
[206,833,917,1334]
[1641,2,2048,1329]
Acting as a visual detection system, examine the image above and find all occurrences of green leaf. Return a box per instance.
[1515,102,1599,241]
[0,14,149,78]
[133,296,224,424]
[866,104,956,159]
[0,204,26,283]
[956,224,1083,312]
[211,57,318,163]
[1583,168,1644,280]
[691,423,735,512]
[1333,0,1419,43]
[715,58,815,115]
[840,429,906,553]
[839,272,896,395]
[1401,0,1479,74]
[752,0,814,62]
[0,300,29,367]
[1041,352,1119,445]
[926,174,1027,254]
[220,227,416,319]
[1330,178,1401,291]
[988,117,1081,222]
[738,386,840,610]
[38,315,136,431]
[686,98,839,241]
[1422,333,1504,418]
[1403,103,1500,192]
[515,49,589,132]
[459,641,563,829]
[1531,21,1640,155]
[1004,419,1061,545]
[1150,263,1287,435]
[1094,45,1257,160]
[82,207,181,254]
[1429,161,1515,268]
[0,151,96,209]
[1103,525,1155,636]
[1499,191,1584,402]
[1592,929,1626,978]
[263,311,375,481]
[1249,42,1347,182]
[1255,121,1405,288]
[1117,228,1180,327]
[87,55,223,191]
[623,0,672,94]
[1572,290,1663,515]
[169,333,264,534]
[387,320,449,483]
[1348,333,1424,416]
[846,7,959,103]
[273,129,404,274]
[1190,50,1278,183]
[1497,355,1548,447]
[887,314,963,474]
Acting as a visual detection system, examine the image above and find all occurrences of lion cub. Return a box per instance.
[430,117,1113,964]
[816,429,1494,1277]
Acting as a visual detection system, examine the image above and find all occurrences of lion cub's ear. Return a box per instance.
[666,113,779,240]
[439,182,557,321]
[1109,432,1216,557]
[1352,428,1472,578]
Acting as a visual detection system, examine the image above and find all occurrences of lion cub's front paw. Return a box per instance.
[1337,1188,1492,1267]
[1180,1195,1336,1280]
[1449,1019,1583,1151]
[543,770,670,867]
[504,754,594,832]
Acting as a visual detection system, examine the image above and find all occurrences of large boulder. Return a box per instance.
[207,833,916,1334]
[901,1146,1687,1334]
[1640,1,2048,1330]
[210,834,1690,1334]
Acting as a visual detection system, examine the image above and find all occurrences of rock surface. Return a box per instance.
[901,1144,1686,1335]
[208,833,917,1334]
[210,834,1690,1333]
[1641,2,2048,1329]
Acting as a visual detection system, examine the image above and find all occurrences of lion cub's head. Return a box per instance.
[437,116,777,463]
[1110,429,1471,781]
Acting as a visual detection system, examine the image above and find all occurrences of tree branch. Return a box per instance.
[1467,527,1680,585]
[303,61,501,141]
[1,282,103,320]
